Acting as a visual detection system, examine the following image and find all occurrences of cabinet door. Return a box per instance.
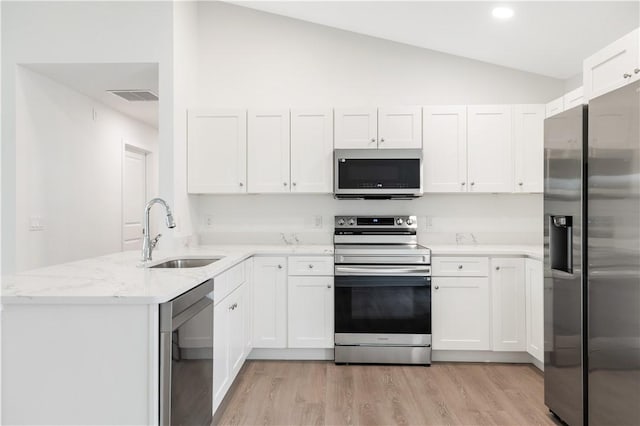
[187,109,247,193]
[290,109,333,193]
[334,108,377,149]
[545,97,564,118]
[467,105,513,193]
[247,110,290,193]
[422,106,467,193]
[525,259,544,362]
[491,258,526,352]
[583,28,639,100]
[563,86,584,111]
[513,105,544,193]
[288,276,334,348]
[228,284,246,378]
[212,300,230,411]
[252,257,287,348]
[244,259,253,354]
[432,276,491,350]
[378,107,422,149]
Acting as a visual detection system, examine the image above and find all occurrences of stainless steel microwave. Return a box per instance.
[334,149,423,199]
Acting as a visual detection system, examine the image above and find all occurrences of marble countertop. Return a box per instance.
[1,245,333,305]
[1,243,542,305]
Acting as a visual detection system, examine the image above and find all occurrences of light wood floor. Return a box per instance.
[215,361,561,426]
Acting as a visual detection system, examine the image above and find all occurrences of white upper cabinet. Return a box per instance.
[513,105,545,193]
[187,109,247,194]
[247,109,291,193]
[583,28,639,100]
[545,96,564,118]
[290,109,334,193]
[467,105,513,193]
[334,108,377,149]
[563,86,584,111]
[377,107,422,149]
[423,106,468,193]
[491,258,526,352]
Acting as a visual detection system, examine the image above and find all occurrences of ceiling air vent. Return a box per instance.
[107,89,158,102]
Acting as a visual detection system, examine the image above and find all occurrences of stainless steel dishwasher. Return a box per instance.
[159,279,214,426]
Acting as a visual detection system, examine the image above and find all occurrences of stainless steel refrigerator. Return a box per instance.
[544,80,640,425]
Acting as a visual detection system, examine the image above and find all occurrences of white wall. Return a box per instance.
[187,2,558,247]
[14,67,158,272]
[564,73,583,92]
[1,1,174,274]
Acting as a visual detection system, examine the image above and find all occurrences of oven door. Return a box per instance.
[334,265,431,345]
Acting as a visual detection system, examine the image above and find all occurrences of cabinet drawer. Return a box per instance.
[432,257,489,277]
[214,261,247,304]
[288,256,333,276]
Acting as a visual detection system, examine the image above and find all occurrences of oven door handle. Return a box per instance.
[335,265,431,276]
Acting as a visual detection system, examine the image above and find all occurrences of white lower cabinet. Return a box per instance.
[525,258,544,362]
[432,276,491,350]
[491,258,526,351]
[252,256,288,348]
[213,267,250,413]
[288,276,334,348]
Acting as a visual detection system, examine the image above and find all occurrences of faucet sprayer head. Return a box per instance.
[166,212,176,229]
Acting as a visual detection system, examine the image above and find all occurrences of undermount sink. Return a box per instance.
[149,257,223,269]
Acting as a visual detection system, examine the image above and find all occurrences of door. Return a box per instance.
[187,109,247,193]
[212,300,230,411]
[583,28,639,100]
[422,106,467,192]
[288,276,334,348]
[491,258,526,351]
[122,147,147,251]
[514,105,545,193]
[543,104,585,426]
[228,284,246,378]
[525,258,544,362]
[252,257,287,348]
[290,109,333,193]
[467,105,513,192]
[247,110,290,193]
[431,276,490,350]
[378,107,422,149]
[588,80,640,426]
[563,87,584,111]
[334,108,377,149]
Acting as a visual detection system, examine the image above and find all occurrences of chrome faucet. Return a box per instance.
[142,198,176,262]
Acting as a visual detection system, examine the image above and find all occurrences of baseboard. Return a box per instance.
[531,356,544,371]
[432,350,534,363]
[248,348,334,360]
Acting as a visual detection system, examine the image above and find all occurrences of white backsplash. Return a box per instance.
[195,193,543,247]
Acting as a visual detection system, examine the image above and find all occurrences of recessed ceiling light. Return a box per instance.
[492,7,514,20]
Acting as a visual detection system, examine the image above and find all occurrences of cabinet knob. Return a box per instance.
[292,182,296,186]
[518,182,523,186]
[370,138,376,143]
[239,182,244,187]
[496,266,501,271]
[434,285,439,290]
[327,284,332,289]
[461,182,466,186]
[308,264,314,269]
[278,264,282,269]
[458,265,463,270]
[624,73,633,79]
[380,138,385,143]
[283,182,288,186]
[470,182,475,186]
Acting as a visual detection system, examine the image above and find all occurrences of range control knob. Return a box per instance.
[337,218,345,226]
[348,218,356,226]
[396,218,404,226]
[406,218,414,226]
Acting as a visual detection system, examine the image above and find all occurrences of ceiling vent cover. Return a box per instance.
[107,90,158,102]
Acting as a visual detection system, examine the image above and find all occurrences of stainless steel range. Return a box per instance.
[334,215,432,365]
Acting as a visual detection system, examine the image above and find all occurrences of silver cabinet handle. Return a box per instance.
[496,266,500,271]
[461,182,466,186]
[470,182,475,186]
[624,73,633,78]
[518,182,523,186]
[277,264,282,269]
[380,138,385,143]
[434,285,439,290]
[239,182,244,187]
[283,182,288,186]
[458,265,463,270]
[370,138,376,143]
[308,264,314,269]
[292,182,296,186]
[327,284,332,289]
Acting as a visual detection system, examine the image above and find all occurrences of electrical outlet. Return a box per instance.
[204,214,214,228]
[313,215,323,229]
